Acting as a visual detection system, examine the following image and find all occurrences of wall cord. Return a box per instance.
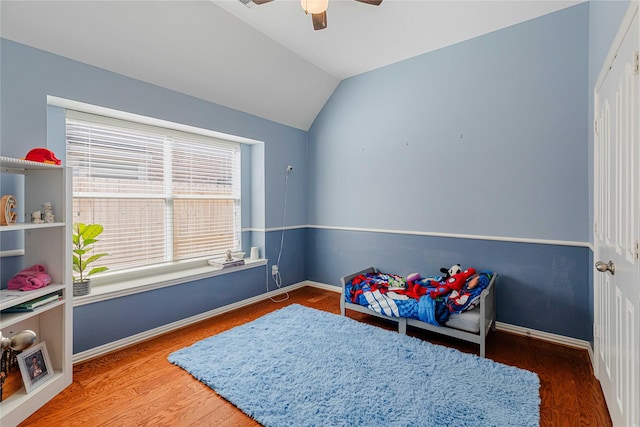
[268,168,290,302]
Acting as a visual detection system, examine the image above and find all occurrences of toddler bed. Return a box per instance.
[340,267,497,357]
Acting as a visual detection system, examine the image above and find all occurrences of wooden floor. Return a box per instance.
[13,286,610,427]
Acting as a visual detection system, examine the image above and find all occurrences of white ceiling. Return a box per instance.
[1,0,582,130]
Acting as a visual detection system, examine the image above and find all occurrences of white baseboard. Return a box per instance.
[73,281,594,365]
[304,280,341,292]
[495,321,592,352]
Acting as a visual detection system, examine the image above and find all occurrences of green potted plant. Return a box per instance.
[72,223,109,296]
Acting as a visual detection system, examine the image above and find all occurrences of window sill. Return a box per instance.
[72,258,267,307]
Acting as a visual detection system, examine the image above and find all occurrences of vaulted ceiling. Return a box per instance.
[1,0,582,130]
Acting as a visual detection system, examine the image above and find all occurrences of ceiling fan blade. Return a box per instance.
[252,0,273,4]
[354,0,382,5]
[312,11,327,30]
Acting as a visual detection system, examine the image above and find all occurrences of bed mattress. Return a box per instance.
[445,306,482,333]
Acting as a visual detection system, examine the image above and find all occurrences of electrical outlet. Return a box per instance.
[272,265,278,274]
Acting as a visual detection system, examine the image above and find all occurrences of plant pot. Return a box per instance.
[73,279,91,297]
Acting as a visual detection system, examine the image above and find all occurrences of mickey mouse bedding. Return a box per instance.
[344,268,494,327]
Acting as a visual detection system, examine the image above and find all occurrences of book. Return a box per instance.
[13,292,62,310]
[1,306,35,313]
[2,293,61,314]
[208,258,245,269]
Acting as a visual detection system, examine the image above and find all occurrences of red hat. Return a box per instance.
[24,148,61,165]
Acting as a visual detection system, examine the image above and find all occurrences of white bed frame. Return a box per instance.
[340,267,497,358]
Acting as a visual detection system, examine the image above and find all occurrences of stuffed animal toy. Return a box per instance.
[446,271,493,313]
[429,267,477,298]
[406,272,421,283]
[402,272,429,299]
[440,264,462,279]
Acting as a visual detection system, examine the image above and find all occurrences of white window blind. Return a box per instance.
[66,110,241,274]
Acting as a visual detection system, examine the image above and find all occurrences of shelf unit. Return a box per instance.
[0,157,72,426]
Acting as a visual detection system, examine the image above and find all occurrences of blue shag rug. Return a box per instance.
[169,304,540,427]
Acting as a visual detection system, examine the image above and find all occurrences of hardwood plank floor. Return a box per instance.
[13,286,610,426]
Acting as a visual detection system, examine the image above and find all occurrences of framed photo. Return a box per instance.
[17,342,53,393]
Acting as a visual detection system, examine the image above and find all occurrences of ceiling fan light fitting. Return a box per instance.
[301,0,328,14]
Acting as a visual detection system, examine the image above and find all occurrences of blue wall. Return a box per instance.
[309,4,589,242]
[307,3,593,340]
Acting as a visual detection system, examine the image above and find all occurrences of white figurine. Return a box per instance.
[44,211,55,223]
[31,211,44,224]
[42,202,55,223]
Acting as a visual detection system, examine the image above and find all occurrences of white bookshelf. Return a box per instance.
[0,157,72,426]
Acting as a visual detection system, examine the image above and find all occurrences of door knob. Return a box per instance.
[595,260,615,275]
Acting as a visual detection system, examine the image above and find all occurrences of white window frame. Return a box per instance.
[65,109,257,300]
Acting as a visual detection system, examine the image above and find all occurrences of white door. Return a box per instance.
[593,3,640,427]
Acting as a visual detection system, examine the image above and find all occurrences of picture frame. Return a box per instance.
[17,342,53,393]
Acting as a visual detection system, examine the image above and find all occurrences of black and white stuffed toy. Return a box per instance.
[440,263,462,279]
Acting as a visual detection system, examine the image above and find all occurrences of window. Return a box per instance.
[66,111,241,275]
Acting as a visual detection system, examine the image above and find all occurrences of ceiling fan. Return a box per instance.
[250,0,382,31]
